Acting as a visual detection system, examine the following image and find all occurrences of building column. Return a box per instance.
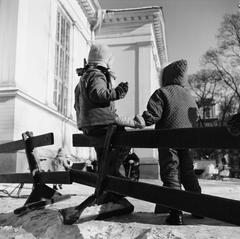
[134,41,159,179]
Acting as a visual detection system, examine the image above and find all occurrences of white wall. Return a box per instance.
[97,22,160,167]
[109,44,136,118]
[14,0,92,113]
[110,42,154,117]
[70,24,91,121]
[14,0,51,103]
[13,95,81,172]
[0,0,95,172]
[0,96,15,142]
[97,22,158,115]
[0,0,19,87]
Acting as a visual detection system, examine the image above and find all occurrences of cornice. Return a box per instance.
[75,0,98,18]
[101,6,168,68]
[102,7,160,24]
[75,0,102,30]
[152,10,168,66]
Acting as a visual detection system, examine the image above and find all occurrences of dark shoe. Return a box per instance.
[165,210,183,225]
[191,214,204,219]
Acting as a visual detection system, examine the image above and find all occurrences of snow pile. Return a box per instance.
[0,180,240,239]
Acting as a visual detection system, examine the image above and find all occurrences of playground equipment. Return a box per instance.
[0,126,240,225]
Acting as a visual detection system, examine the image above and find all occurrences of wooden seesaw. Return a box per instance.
[1,126,240,226]
[60,125,240,225]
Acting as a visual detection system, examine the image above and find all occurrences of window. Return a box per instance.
[204,106,211,119]
[54,9,71,115]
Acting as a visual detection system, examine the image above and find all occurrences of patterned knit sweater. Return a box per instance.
[142,60,198,129]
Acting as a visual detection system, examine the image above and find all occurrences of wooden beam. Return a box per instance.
[73,134,104,147]
[70,169,97,187]
[0,171,71,184]
[0,173,33,183]
[112,127,240,149]
[69,170,240,225]
[38,171,71,184]
[0,133,54,153]
[0,140,25,153]
[73,127,240,149]
[94,125,117,199]
[104,176,240,226]
[31,132,54,148]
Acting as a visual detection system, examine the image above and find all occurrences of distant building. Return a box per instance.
[197,98,216,119]
[0,0,168,178]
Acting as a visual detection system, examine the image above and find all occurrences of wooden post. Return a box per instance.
[94,125,117,201]
[60,125,134,224]
[14,132,70,215]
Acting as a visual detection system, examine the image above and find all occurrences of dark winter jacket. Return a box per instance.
[142,60,199,129]
[74,66,118,130]
[74,66,137,130]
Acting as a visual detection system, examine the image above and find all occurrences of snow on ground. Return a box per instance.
[0,179,240,239]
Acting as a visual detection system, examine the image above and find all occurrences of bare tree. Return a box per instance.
[188,69,221,104]
[188,68,234,124]
[189,13,240,160]
[202,13,240,114]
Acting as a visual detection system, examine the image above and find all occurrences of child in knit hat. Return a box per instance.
[135,59,202,225]
[74,43,142,180]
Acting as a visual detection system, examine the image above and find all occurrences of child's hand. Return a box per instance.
[115,82,128,99]
[134,114,146,129]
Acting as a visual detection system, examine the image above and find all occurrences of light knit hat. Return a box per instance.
[87,44,112,67]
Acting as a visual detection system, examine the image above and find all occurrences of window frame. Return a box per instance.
[53,7,71,115]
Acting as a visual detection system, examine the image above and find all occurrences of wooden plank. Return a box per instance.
[31,132,54,148]
[22,132,39,184]
[0,171,71,184]
[94,125,117,200]
[73,134,104,147]
[0,140,25,153]
[73,127,240,149]
[70,169,97,187]
[69,170,240,225]
[112,127,240,149]
[105,176,240,226]
[60,196,134,225]
[39,171,71,184]
[0,173,33,183]
[0,133,54,153]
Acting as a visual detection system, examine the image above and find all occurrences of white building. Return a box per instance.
[0,0,168,178]
[97,7,168,178]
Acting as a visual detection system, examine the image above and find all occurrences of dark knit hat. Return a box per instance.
[161,59,188,87]
[173,59,187,75]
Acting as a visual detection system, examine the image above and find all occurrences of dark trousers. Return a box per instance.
[83,125,130,174]
[158,148,201,192]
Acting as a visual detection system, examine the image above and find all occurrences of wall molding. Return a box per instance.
[100,6,168,70]
[0,87,76,126]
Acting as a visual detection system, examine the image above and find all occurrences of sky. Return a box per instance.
[99,0,239,74]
